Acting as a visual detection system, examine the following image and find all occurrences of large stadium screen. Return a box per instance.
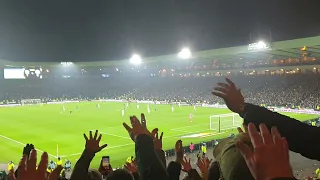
[4,68,26,79]
[4,67,43,79]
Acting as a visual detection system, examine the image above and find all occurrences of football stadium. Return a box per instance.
[1,2,320,179]
[1,35,320,175]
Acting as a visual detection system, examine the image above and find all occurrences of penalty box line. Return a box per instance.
[0,134,57,158]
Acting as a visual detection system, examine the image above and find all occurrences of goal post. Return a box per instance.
[209,113,243,132]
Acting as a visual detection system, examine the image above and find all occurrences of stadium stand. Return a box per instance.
[2,36,320,180]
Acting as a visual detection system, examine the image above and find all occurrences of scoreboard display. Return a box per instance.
[4,67,43,79]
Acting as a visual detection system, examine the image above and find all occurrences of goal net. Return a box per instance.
[21,99,42,105]
[209,113,243,132]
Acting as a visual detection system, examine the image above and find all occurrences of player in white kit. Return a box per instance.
[193,105,196,111]
[171,105,174,112]
[137,104,140,110]
[62,106,66,112]
[97,103,100,109]
[122,109,125,118]
[147,105,150,114]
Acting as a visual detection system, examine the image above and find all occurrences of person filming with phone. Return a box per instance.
[99,156,113,178]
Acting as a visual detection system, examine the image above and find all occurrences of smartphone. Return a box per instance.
[102,156,110,167]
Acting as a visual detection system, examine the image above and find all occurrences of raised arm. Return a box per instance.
[123,115,168,180]
[212,78,320,160]
[70,130,108,180]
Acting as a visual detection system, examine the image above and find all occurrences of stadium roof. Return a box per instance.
[1,36,320,67]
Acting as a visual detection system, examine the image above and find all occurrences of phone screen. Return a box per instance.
[102,156,110,167]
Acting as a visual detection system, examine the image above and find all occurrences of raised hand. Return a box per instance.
[123,115,151,141]
[237,124,249,134]
[181,157,192,172]
[153,131,163,150]
[124,160,138,173]
[197,157,212,176]
[236,123,293,180]
[9,150,63,180]
[23,143,34,156]
[84,130,108,154]
[212,78,245,113]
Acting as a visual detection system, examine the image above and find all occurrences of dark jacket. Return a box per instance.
[241,103,320,160]
[135,134,169,180]
[156,149,167,168]
[167,161,181,180]
[69,150,95,180]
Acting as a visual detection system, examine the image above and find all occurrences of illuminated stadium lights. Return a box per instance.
[248,41,271,51]
[60,62,73,66]
[178,48,191,59]
[129,54,142,65]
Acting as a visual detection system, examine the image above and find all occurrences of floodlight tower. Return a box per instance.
[130,54,142,65]
[178,48,192,59]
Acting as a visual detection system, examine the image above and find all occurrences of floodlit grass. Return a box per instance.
[0,102,318,168]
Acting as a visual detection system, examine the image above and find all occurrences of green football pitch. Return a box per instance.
[0,102,318,168]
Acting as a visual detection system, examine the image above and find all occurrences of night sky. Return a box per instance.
[0,0,319,62]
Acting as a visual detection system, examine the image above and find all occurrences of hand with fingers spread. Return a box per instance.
[153,131,164,150]
[197,157,212,177]
[9,149,63,180]
[212,78,245,113]
[123,114,151,141]
[236,123,294,180]
[181,157,192,172]
[84,130,108,154]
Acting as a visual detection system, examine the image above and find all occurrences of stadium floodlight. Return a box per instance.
[178,48,191,59]
[257,41,267,49]
[130,54,142,65]
[60,62,73,66]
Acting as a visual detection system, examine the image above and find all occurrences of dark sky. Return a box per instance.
[0,0,319,62]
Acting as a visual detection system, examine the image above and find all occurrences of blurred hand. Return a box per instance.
[9,150,63,180]
[123,114,152,141]
[153,131,163,150]
[212,78,245,113]
[84,130,108,154]
[197,157,212,176]
[236,123,293,180]
[237,124,249,134]
[175,140,184,163]
[181,157,192,172]
[124,160,138,173]
[23,144,34,156]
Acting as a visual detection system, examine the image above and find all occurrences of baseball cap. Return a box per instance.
[212,133,254,180]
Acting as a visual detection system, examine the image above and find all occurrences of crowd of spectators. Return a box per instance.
[1,73,320,109]
[2,78,320,180]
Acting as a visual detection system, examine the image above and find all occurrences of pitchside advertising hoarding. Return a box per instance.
[3,67,43,79]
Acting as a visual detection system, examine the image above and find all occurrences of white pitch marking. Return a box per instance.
[0,134,57,158]
[59,142,134,158]
[99,132,131,140]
